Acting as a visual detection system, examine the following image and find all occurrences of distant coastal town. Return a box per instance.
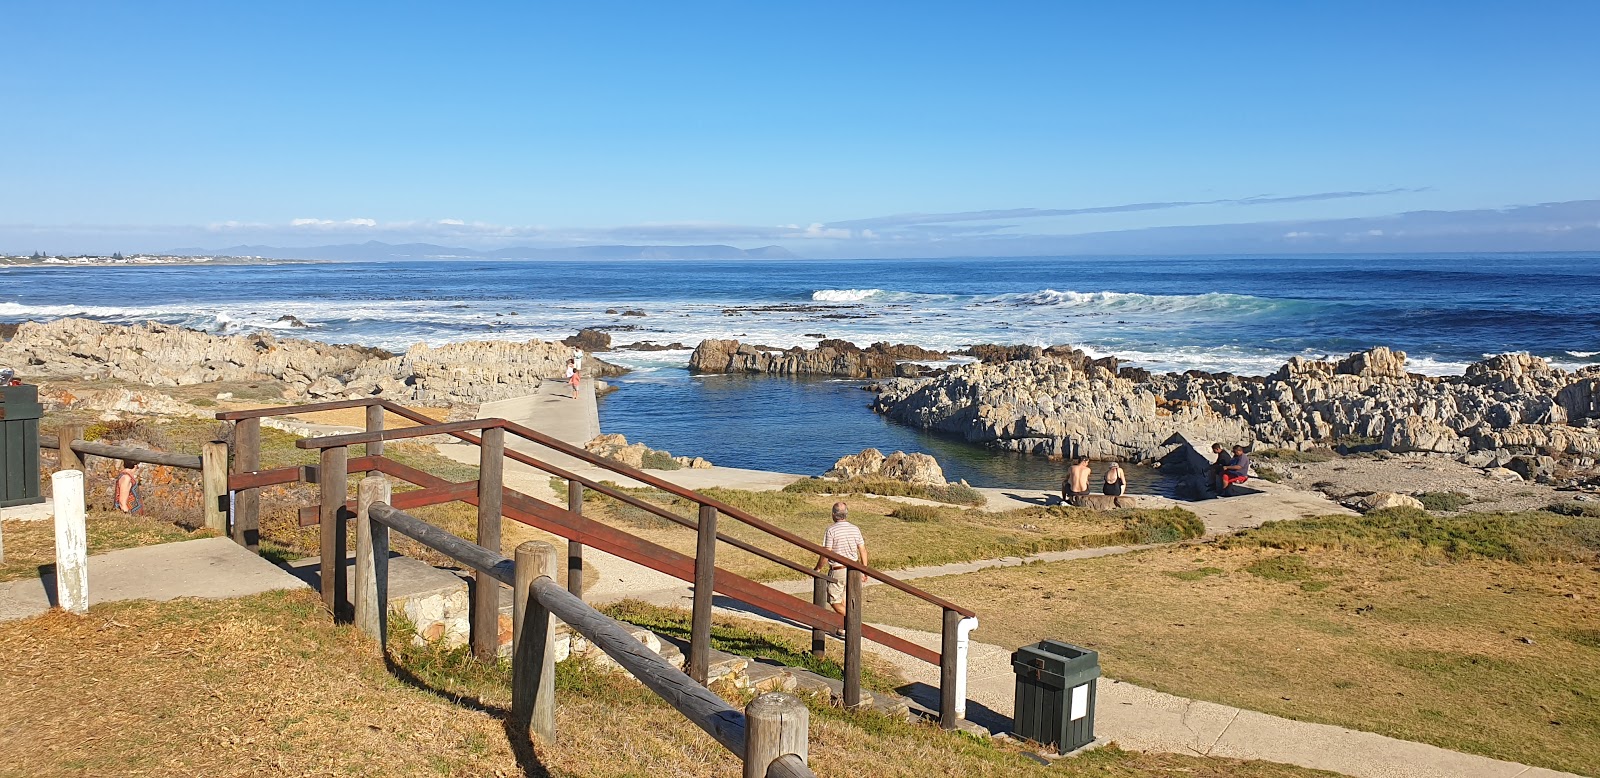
[0,252,305,267]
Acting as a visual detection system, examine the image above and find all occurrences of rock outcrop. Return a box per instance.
[871,346,1600,464]
[826,448,946,485]
[689,339,947,378]
[584,433,711,470]
[1,318,625,409]
[562,328,612,352]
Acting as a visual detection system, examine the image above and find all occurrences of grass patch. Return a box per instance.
[1415,491,1474,512]
[866,509,1600,774]
[1221,508,1600,564]
[1546,500,1600,518]
[784,476,985,506]
[602,600,903,693]
[574,485,1199,582]
[0,511,213,582]
[1253,448,1337,463]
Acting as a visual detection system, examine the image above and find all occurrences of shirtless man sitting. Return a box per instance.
[1062,457,1093,506]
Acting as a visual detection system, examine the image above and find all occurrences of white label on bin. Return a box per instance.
[1070,684,1089,721]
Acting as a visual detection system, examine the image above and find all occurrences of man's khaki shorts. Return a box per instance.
[827,567,847,604]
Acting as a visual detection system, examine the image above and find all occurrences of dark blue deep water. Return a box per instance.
[5,253,1598,486]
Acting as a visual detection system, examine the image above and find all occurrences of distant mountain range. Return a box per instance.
[165,240,797,261]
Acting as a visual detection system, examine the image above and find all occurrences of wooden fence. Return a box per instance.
[216,397,975,726]
[38,426,228,532]
[354,476,815,777]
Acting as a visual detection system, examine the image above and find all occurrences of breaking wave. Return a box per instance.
[984,289,1295,315]
[811,288,885,302]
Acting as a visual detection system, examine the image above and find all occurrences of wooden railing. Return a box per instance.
[39,426,229,532]
[216,397,974,727]
[353,476,815,777]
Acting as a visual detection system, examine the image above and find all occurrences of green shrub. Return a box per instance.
[782,477,984,506]
[1122,508,1207,544]
[1415,491,1474,512]
[1546,501,1600,519]
[890,504,946,523]
[639,450,683,470]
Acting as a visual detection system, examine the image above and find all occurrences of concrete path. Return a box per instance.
[0,536,308,623]
[870,623,1586,778]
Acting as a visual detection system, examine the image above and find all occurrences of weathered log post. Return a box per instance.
[473,426,505,660]
[57,423,85,507]
[940,607,960,728]
[364,403,385,457]
[744,692,809,778]
[512,540,559,744]
[319,445,350,619]
[566,479,584,597]
[230,417,260,550]
[810,576,828,658]
[200,441,228,534]
[688,503,718,684]
[843,568,863,708]
[354,476,392,651]
[52,470,88,615]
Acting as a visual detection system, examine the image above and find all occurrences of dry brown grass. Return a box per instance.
[0,590,1340,777]
[863,514,1600,775]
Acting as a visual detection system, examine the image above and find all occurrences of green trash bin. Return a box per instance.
[1011,639,1100,753]
[0,383,45,509]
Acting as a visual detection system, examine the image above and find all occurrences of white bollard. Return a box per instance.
[52,470,89,615]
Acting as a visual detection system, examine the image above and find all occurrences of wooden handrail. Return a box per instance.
[363,502,818,777]
[215,397,382,421]
[40,433,204,470]
[490,416,974,618]
[295,418,505,449]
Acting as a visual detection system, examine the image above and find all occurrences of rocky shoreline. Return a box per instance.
[0,318,625,413]
[868,345,1600,484]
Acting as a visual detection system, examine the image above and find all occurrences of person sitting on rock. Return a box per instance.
[1220,445,1251,495]
[1103,461,1127,496]
[1208,443,1232,493]
[1062,457,1093,506]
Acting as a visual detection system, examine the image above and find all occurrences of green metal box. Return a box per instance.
[1011,639,1100,753]
[0,384,45,509]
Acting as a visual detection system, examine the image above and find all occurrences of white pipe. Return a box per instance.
[954,616,979,719]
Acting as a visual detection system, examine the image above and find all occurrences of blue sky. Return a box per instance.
[3,1,1598,256]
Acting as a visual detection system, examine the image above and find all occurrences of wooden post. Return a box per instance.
[810,576,827,658]
[939,608,960,728]
[364,403,385,457]
[843,568,863,709]
[512,541,558,745]
[566,480,584,597]
[743,692,809,778]
[52,470,88,615]
[200,441,228,534]
[231,417,260,551]
[319,445,350,619]
[354,476,392,650]
[57,423,85,508]
[688,503,718,685]
[473,426,505,660]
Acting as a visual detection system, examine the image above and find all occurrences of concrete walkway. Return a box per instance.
[0,536,308,623]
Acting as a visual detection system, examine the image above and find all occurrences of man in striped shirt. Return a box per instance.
[816,501,868,615]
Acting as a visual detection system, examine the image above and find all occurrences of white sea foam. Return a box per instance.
[1567,350,1599,358]
[811,288,884,302]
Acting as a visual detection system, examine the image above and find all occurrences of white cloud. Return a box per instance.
[437,218,465,226]
[290,218,378,228]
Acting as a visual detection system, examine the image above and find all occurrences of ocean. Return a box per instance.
[5,253,1598,487]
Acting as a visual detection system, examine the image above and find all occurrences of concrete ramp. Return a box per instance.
[0,537,307,624]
